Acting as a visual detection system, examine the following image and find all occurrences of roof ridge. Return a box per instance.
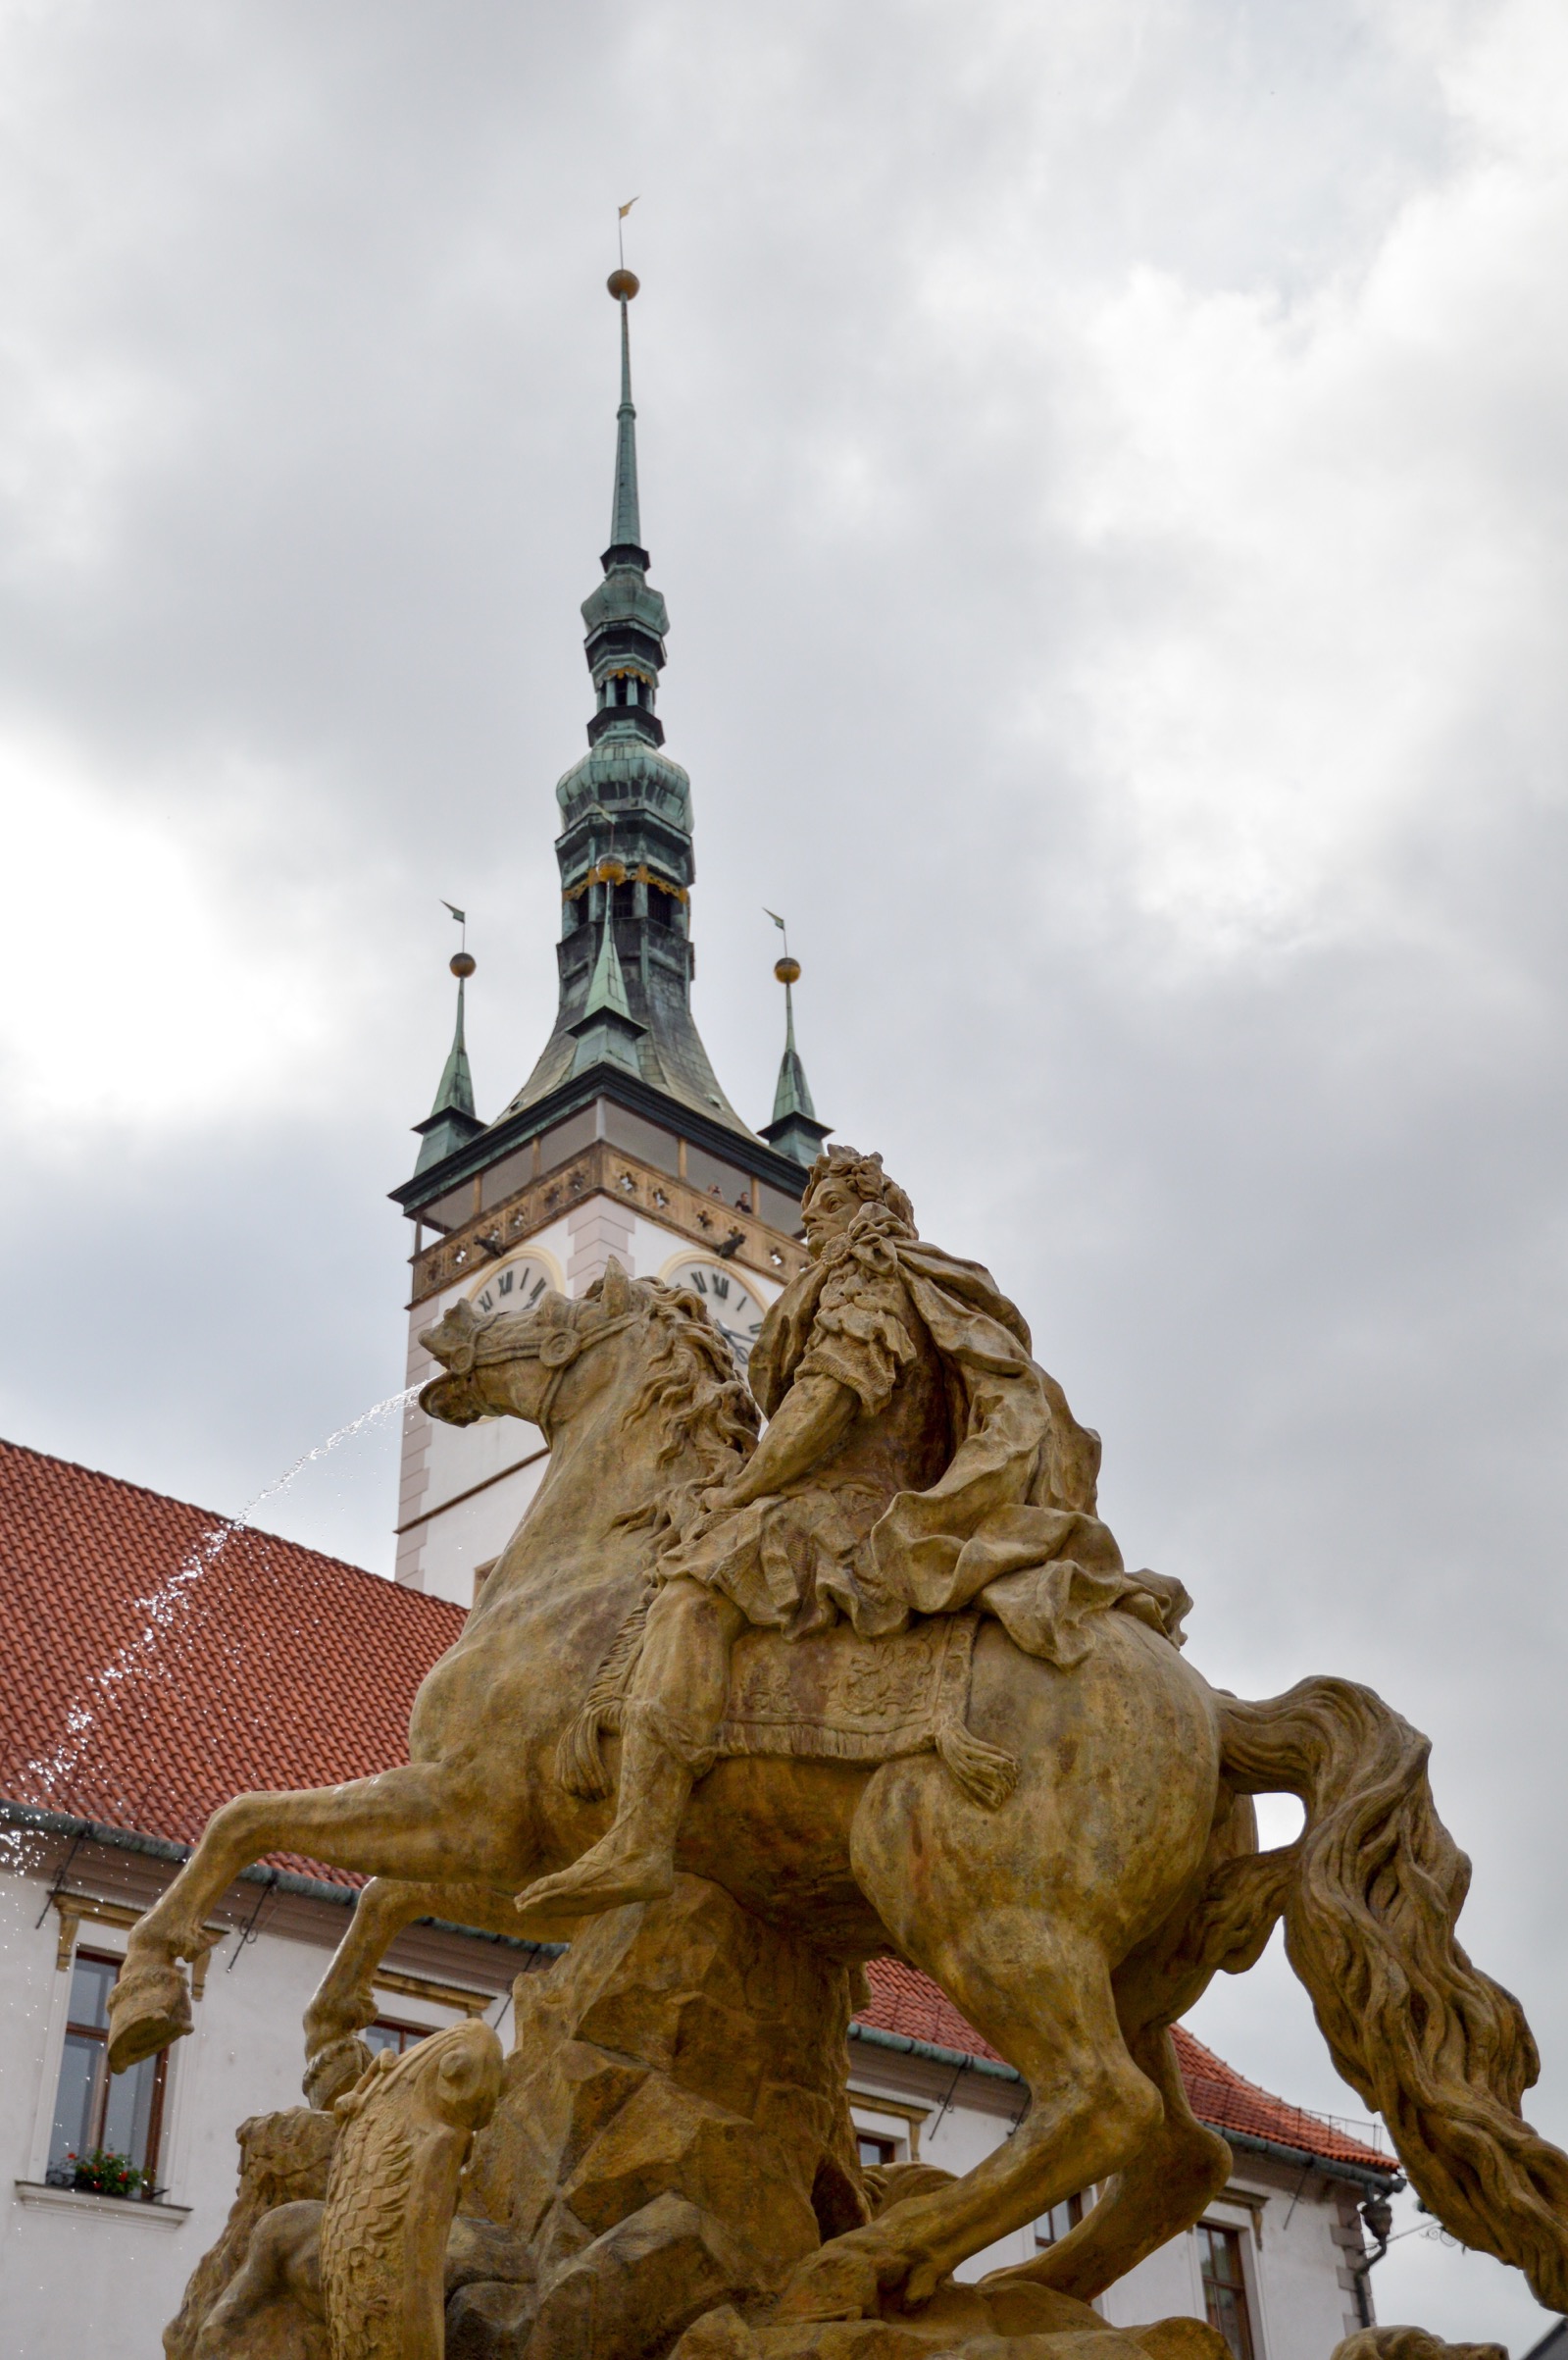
[0,1432,236,1529]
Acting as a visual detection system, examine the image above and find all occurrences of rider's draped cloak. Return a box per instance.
[662,1202,1190,1667]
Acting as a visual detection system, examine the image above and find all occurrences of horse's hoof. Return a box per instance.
[105,1961,192,2073]
[775,2244,885,2323]
[302,2033,373,2112]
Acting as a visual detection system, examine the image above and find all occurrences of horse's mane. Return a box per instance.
[610,1275,760,1478]
[555,1275,761,1802]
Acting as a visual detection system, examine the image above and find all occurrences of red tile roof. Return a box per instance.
[1,1439,1391,2178]
[0,1437,463,1883]
[854,1964,1391,2176]
[1167,2025,1391,2173]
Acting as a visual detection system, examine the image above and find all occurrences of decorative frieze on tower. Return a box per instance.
[389,271,829,1605]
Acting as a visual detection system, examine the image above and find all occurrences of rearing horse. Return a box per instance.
[106,1269,1568,2317]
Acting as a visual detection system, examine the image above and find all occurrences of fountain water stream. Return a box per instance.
[4,1386,420,1865]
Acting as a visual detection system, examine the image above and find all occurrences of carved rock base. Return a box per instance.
[452,1874,863,2356]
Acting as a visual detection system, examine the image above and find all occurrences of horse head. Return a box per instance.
[419,1260,760,1475]
[420,1276,613,1430]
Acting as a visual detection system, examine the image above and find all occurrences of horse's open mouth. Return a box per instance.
[418,1372,489,1425]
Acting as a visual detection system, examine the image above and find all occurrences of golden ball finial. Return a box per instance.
[775,955,801,987]
[450,950,476,980]
[607,269,640,301]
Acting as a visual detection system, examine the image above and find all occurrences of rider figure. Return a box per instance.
[515,1146,1186,1925]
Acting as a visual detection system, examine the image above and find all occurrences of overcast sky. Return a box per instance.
[3,2,1566,2339]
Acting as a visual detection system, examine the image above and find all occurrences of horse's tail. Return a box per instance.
[1207,1677,1568,2313]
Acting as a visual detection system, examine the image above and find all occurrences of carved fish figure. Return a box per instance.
[319,2021,502,2360]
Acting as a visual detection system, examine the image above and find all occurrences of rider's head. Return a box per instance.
[802,1147,916,1244]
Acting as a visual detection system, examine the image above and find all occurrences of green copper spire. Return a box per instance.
[607,293,644,562]
[497,268,757,1137]
[568,899,645,1076]
[412,951,485,1175]
[759,943,832,1166]
[391,272,822,1238]
[771,976,814,1124]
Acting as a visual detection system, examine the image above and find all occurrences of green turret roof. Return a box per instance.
[770,980,815,1125]
[760,972,832,1167]
[412,973,485,1175]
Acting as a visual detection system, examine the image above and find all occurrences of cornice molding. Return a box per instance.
[408,1139,811,1308]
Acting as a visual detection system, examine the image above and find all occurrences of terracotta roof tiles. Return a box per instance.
[0,1437,462,1879]
[852,1962,1391,2176]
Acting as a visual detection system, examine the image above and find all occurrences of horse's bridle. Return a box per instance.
[461,1304,643,1435]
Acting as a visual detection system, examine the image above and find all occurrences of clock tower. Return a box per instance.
[389,270,829,1604]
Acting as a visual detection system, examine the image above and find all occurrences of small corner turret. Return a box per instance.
[411,917,485,1177]
[759,924,832,1168]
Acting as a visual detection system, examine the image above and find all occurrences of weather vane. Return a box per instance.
[765,907,800,986]
[441,899,474,979]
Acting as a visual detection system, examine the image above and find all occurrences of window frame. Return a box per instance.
[45,1947,170,2200]
[1196,2217,1260,2360]
[1034,2187,1087,2248]
[362,2017,433,2059]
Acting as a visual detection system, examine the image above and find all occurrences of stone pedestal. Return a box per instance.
[166,1878,1235,2360]
[449,1875,864,2357]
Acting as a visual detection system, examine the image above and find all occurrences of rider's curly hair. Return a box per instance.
[803,1145,916,1235]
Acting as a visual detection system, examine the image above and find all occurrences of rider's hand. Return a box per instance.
[695,1476,749,1519]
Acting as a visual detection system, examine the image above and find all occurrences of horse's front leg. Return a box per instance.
[107,1764,505,2074]
[302,1876,529,2109]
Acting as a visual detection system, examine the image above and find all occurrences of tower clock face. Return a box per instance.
[465,1254,557,1320]
[665,1258,769,1366]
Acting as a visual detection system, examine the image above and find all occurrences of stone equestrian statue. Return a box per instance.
[107,1141,1568,2332]
[518,1143,1189,1926]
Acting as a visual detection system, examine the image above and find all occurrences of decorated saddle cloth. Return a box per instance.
[718,1611,1015,1807]
[558,1608,1017,1811]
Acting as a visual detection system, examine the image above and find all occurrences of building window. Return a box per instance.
[47,1950,168,2197]
[363,2019,430,2058]
[1198,2223,1256,2360]
[856,2132,898,2170]
[1035,2190,1087,2246]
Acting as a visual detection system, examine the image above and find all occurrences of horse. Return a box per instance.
[106,1266,1568,2318]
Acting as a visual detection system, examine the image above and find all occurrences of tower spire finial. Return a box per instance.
[759,914,833,1166]
[605,226,645,566]
[412,912,485,1174]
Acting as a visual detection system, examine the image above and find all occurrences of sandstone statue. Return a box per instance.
[111,1147,1568,2350]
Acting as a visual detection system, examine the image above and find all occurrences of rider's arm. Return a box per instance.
[719,1371,858,1507]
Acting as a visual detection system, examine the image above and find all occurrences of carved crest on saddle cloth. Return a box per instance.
[563,1610,1020,1812]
